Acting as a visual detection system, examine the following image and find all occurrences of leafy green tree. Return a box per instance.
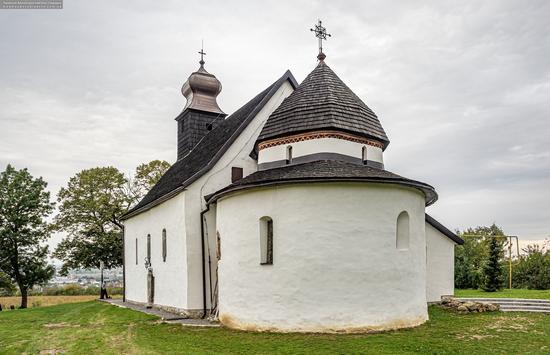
[129,160,171,203]
[53,167,129,273]
[0,165,55,308]
[455,224,505,289]
[0,271,16,296]
[53,161,169,274]
[482,236,505,291]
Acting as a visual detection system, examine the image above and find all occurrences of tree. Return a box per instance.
[129,160,171,203]
[455,224,504,290]
[482,236,505,291]
[53,161,169,274]
[0,165,55,308]
[0,271,16,296]
[53,167,129,274]
[454,237,487,289]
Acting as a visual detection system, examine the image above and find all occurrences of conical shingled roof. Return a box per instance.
[257,61,390,149]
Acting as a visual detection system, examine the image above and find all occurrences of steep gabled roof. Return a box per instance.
[206,159,437,206]
[257,61,389,149]
[122,70,298,220]
[425,214,464,245]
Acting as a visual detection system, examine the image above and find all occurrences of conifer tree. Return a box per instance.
[482,236,504,292]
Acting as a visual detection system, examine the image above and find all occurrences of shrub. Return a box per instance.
[511,244,550,290]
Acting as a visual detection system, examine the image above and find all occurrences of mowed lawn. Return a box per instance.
[455,289,550,299]
[1,302,550,354]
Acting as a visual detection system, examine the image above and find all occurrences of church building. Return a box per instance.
[121,23,463,333]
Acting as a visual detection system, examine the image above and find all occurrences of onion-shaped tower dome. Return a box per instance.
[181,59,225,115]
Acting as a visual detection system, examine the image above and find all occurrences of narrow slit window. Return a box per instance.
[260,217,273,265]
[286,145,293,164]
[396,211,410,250]
[162,229,167,262]
[216,231,221,260]
[231,167,243,183]
[135,238,138,265]
[147,234,151,264]
[362,146,368,164]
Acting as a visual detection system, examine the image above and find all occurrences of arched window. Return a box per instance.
[147,234,151,264]
[286,145,293,165]
[162,229,167,262]
[396,211,410,250]
[362,146,368,164]
[260,217,273,265]
[135,238,138,265]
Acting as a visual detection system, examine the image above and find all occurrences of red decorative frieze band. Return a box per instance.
[258,130,384,150]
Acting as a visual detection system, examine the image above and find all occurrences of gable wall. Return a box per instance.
[182,80,296,311]
[425,222,456,302]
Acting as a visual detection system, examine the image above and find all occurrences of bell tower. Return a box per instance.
[176,47,226,160]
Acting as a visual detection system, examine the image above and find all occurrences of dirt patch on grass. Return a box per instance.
[485,316,535,333]
[456,315,538,340]
[456,333,495,341]
[44,322,80,329]
[39,349,64,354]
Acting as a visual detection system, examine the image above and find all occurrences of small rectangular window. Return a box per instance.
[135,238,138,265]
[231,167,243,183]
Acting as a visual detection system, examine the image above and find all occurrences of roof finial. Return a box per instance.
[198,40,206,67]
[310,19,331,61]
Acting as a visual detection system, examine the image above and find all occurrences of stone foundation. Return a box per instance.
[125,299,206,318]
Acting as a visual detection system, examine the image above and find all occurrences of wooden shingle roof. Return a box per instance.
[257,61,390,149]
[206,159,437,206]
[122,71,298,219]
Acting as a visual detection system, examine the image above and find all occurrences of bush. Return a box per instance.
[511,244,550,290]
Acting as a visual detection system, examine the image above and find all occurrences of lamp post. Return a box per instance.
[99,260,105,300]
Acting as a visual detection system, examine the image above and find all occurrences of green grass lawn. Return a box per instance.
[455,288,550,299]
[1,302,549,354]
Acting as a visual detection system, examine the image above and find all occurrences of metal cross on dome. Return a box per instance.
[310,20,331,60]
[198,41,206,66]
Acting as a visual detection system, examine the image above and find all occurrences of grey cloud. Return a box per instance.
[0,0,549,243]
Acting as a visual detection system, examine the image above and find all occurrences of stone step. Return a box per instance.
[455,297,550,313]
[457,298,550,304]
[498,302,550,307]
[500,304,550,310]
[501,308,550,313]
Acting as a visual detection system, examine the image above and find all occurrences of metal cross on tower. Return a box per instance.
[198,41,206,66]
[310,20,331,61]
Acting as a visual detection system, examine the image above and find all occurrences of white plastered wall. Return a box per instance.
[216,182,428,332]
[123,192,187,309]
[181,80,296,311]
[425,222,456,303]
[258,137,383,165]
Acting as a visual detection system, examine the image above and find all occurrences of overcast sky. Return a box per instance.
[1,0,549,247]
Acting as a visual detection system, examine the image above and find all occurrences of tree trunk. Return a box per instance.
[20,287,28,309]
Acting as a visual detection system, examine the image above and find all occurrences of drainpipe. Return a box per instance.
[122,224,126,302]
[200,205,210,319]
